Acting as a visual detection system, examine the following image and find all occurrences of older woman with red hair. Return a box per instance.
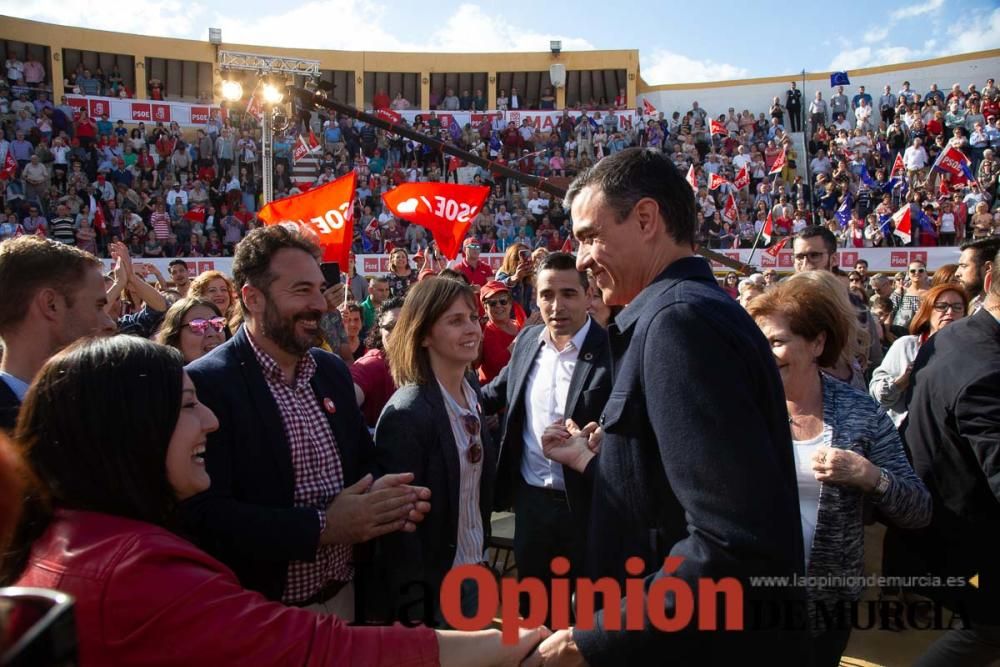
[869,283,969,427]
[747,271,930,667]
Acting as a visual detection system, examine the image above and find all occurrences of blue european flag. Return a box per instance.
[830,71,851,87]
[835,192,853,227]
[916,210,936,234]
[860,165,878,189]
[878,214,893,234]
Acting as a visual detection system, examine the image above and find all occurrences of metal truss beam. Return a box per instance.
[218,50,320,77]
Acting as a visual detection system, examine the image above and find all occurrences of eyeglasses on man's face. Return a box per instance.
[793,251,828,263]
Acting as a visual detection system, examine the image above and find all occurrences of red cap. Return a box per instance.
[418,268,436,281]
[480,280,510,301]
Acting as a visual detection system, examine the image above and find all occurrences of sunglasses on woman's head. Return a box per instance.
[460,414,483,464]
[184,317,226,335]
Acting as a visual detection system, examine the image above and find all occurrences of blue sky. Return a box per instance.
[2,0,998,84]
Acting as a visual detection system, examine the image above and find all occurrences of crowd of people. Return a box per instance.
[4,56,997,263]
[0,147,997,667]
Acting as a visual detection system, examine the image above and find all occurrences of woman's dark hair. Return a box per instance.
[1,337,186,584]
[366,296,405,351]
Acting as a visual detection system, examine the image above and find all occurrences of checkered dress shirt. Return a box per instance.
[248,333,353,604]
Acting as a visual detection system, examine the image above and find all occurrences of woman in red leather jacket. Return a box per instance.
[0,336,545,666]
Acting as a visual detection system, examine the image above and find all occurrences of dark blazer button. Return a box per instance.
[599,414,606,425]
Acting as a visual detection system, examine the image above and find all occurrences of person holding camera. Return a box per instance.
[495,242,535,318]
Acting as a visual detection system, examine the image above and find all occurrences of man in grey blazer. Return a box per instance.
[482,252,612,620]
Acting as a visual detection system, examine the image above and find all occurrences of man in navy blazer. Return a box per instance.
[481,252,612,619]
[182,226,428,615]
[536,149,809,665]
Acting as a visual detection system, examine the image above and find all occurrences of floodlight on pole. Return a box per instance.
[262,83,284,104]
[221,80,243,101]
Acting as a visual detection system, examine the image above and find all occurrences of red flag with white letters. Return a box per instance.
[892,205,912,244]
[642,99,657,116]
[722,193,738,222]
[733,164,750,190]
[769,148,787,175]
[710,119,728,137]
[292,135,310,163]
[765,236,789,257]
[889,153,905,181]
[375,108,402,125]
[245,82,264,122]
[708,173,729,190]
[762,211,774,244]
[258,171,357,267]
[685,165,698,193]
[382,183,490,260]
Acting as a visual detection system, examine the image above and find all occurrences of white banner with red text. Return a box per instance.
[65,95,223,127]
[100,247,962,282]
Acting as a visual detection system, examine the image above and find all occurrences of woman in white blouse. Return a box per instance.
[869,283,969,426]
[373,277,497,626]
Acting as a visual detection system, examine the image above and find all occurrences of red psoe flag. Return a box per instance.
[733,164,750,190]
[768,147,787,175]
[892,205,912,244]
[375,108,402,124]
[381,183,490,260]
[245,82,264,122]
[642,98,657,116]
[258,171,357,268]
[762,211,774,244]
[292,135,310,163]
[685,164,698,192]
[708,173,729,190]
[722,193,738,222]
[765,236,789,257]
[889,152,905,181]
[709,118,728,137]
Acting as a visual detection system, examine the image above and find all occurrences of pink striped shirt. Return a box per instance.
[149,211,171,240]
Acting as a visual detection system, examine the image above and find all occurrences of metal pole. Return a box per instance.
[261,106,273,205]
[745,220,767,268]
[801,69,816,225]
